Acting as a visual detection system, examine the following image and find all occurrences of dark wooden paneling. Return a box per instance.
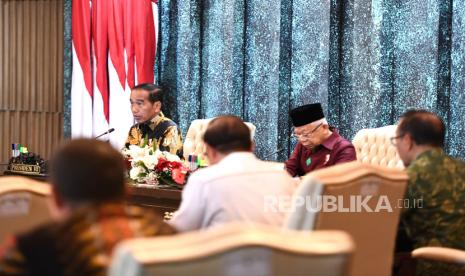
[0,0,64,165]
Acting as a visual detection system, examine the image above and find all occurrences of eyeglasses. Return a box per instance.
[390,134,405,146]
[292,123,323,139]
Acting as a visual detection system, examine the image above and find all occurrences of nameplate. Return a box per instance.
[9,164,41,175]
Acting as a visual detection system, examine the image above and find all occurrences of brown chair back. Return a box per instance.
[286,162,408,276]
[0,176,53,241]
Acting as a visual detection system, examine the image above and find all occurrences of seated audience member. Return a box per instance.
[285,103,356,177]
[169,115,296,232]
[126,83,183,157]
[0,139,175,275]
[393,110,465,275]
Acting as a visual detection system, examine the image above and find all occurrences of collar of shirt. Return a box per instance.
[145,112,165,131]
[217,151,257,167]
[410,147,445,165]
[320,127,341,151]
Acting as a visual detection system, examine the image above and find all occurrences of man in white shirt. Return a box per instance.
[169,115,296,232]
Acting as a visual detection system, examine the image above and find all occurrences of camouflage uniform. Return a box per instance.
[0,204,176,275]
[399,148,465,275]
[126,112,183,158]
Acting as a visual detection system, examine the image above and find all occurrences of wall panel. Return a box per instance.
[0,0,64,170]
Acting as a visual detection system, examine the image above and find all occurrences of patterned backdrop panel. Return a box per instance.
[64,0,465,160]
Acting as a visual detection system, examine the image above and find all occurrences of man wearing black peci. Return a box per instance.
[285,103,356,177]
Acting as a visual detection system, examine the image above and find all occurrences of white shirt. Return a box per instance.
[169,152,297,232]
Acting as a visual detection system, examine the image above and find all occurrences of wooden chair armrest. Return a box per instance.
[412,247,465,265]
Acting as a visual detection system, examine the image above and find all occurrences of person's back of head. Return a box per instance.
[50,138,125,207]
[5,139,175,276]
[398,109,445,148]
[203,115,252,155]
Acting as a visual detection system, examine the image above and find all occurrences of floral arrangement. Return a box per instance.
[122,141,189,189]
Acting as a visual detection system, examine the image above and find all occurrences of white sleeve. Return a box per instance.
[168,174,206,232]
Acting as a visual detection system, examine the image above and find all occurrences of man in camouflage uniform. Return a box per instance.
[126,83,183,158]
[0,139,176,275]
[393,109,465,275]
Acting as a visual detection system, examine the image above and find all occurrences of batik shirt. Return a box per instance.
[0,204,176,276]
[399,148,465,276]
[126,112,183,158]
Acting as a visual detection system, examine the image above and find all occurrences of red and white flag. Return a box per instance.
[71,0,158,149]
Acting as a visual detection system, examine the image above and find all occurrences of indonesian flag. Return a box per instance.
[71,0,158,149]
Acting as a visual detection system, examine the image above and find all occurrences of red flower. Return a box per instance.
[155,158,170,171]
[169,161,182,169]
[172,168,186,185]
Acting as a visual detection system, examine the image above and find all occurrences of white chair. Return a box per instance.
[0,176,53,242]
[109,223,355,276]
[183,118,256,160]
[285,161,408,276]
[352,125,404,168]
[412,247,465,265]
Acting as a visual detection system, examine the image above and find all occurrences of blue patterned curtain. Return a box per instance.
[64,0,465,160]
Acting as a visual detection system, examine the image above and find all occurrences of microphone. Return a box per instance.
[95,128,115,139]
[263,147,286,160]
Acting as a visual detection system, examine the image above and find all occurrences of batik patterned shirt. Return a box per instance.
[0,204,176,276]
[399,148,465,276]
[126,112,183,158]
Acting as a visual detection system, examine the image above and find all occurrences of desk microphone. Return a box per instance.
[95,128,115,139]
[263,147,286,160]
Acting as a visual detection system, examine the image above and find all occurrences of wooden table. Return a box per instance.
[3,170,48,181]
[0,171,181,218]
[126,185,182,217]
